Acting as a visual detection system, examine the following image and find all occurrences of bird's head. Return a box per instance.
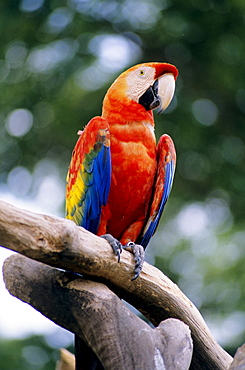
[102,62,178,119]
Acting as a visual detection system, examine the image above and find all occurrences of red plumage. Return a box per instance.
[66,61,178,249]
[66,61,178,370]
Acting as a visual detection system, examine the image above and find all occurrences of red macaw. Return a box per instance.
[66,62,178,279]
[66,62,178,370]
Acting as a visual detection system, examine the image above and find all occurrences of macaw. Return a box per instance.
[65,62,178,370]
[66,62,178,280]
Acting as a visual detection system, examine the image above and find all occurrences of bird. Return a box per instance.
[65,61,178,369]
[66,61,178,279]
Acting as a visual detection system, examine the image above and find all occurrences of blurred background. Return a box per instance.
[0,0,245,368]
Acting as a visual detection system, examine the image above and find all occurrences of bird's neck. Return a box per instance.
[102,93,155,127]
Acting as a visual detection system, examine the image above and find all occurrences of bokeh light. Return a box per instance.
[192,98,219,126]
[75,34,142,91]
[22,346,49,367]
[5,41,28,68]
[46,7,74,34]
[7,166,32,197]
[5,109,33,137]
[19,0,45,13]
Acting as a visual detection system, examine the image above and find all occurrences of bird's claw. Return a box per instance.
[100,235,144,279]
[124,242,145,280]
[100,234,122,262]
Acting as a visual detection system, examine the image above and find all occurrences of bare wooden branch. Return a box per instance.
[0,199,233,369]
[56,349,75,370]
[229,343,245,369]
[3,254,193,370]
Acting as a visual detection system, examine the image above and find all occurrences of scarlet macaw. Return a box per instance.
[66,62,178,280]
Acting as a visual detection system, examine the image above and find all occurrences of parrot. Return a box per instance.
[65,62,178,369]
[66,61,178,276]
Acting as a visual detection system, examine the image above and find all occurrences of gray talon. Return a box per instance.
[100,236,145,278]
[124,242,145,280]
[100,234,122,262]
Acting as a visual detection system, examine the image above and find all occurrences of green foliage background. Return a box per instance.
[0,0,245,368]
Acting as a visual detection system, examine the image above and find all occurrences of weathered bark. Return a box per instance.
[3,254,193,370]
[0,199,233,369]
[229,344,245,369]
[56,341,245,370]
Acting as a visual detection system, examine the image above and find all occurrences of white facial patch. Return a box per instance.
[126,66,155,103]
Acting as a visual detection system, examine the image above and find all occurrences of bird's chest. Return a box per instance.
[108,125,157,220]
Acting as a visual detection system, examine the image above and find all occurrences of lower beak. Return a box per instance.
[138,73,175,114]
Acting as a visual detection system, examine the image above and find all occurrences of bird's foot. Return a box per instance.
[100,234,122,262]
[100,235,144,280]
[124,242,145,281]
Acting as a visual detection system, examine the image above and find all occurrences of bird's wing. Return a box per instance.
[65,117,111,233]
[139,134,176,248]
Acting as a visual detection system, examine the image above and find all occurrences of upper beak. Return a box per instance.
[138,73,175,114]
[157,73,175,114]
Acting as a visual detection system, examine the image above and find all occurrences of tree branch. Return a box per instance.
[56,348,75,370]
[0,199,233,369]
[3,254,193,370]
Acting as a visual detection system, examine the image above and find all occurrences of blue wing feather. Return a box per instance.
[66,117,111,234]
[80,143,111,233]
[138,134,176,249]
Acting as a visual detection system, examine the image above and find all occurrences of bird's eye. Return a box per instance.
[139,70,145,76]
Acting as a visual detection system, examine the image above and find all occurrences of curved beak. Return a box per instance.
[138,73,175,114]
[157,73,175,114]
